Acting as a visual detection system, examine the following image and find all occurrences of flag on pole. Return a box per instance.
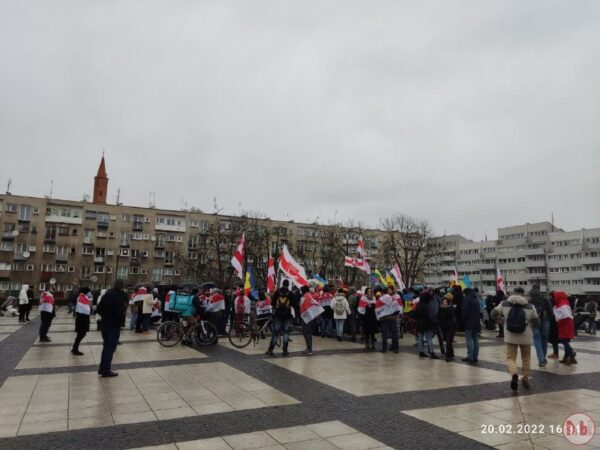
[459,274,472,289]
[362,259,371,275]
[357,237,365,258]
[449,267,458,286]
[230,233,245,280]
[344,256,357,268]
[496,267,505,293]
[373,269,386,286]
[390,264,406,290]
[266,254,275,294]
[385,272,395,288]
[279,244,309,287]
[244,264,255,295]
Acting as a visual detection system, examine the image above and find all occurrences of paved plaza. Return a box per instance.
[0,309,599,449]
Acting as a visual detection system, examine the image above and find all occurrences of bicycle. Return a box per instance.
[400,313,418,338]
[228,302,276,348]
[157,313,218,347]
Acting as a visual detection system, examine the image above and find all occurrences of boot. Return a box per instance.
[282,346,289,357]
[265,346,274,356]
[570,352,578,365]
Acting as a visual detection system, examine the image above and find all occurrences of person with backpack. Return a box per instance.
[461,288,481,363]
[529,284,553,367]
[331,289,351,342]
[491,287,539,391]
[266,286,293,357]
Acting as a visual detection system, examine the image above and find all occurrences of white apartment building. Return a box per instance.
[426,222,600,297]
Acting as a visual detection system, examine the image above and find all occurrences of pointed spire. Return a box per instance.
[97,155,107,178]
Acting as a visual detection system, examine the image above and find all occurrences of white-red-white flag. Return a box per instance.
[300,293,324,324]
[266,254,275,293]
[390,263,406,290]
[279,244,309,287]
[496,267,506,293]
[362,259,371,275]
[230,233,245,279]
[344,256,356,268]
[357,237,365,258]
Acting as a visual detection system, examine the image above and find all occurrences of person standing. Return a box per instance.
[529,284,553,367]
[378,285,401,353]
[346,288,359,342]
[134,287,147,333]
[266,286,293,357]
[38,286,56,342]
[320,286,334,338]
[71,287,92,355]
[415,290,439,359]
[299,286,323,355]
[552,291,576,365]
[491,287,539,391]
[493,289,506,337]
[359,288,377,350]
[438,294,456,362]
[461,288,481,363]
[586,298,597,335]
[331,289,351,342]
[97,279,127,377]
[18,284,29,323]
[26,285,34,321]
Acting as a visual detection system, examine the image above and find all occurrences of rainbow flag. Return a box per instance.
[373,269,387,286]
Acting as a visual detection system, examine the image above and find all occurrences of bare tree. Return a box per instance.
[380,214,443,287]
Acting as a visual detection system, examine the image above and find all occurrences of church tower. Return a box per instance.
[93,155,108,204]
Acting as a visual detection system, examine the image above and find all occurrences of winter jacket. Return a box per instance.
[331,295,351,320]
[141,294,155,314]
[491,295,539,345]
[428,295,440,324]
[19,285,29,305]
[553,291,574,340]
[97,288,127,330]
[414,295,433,333]
[461,291,482,332]
[438,305,456,337]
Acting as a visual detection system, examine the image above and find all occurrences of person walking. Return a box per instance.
[438,293,456,362]
[18,284,29,323]
[38,287,56,342]
[331,289,351,342]
[529,284,553,367]
[552,291,576,365]
[266,286,293,357]
[71,287,92,355]
[461,288,481,363]
[97,279,127,377]
[491,287,539,391]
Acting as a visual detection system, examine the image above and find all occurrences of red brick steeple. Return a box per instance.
[93,154,108,204]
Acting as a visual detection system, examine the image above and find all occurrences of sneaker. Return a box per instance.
[462,357,473,363]
[25,318,30,322]
[430,353,440,360]
[539,361,546,367]
[302,350,313,355]
[510,374,518,391]
[71,350,84,356]
[522,377,530,389]
[265,349,274,356]
[445,357,451,362]
[39,337,51,342]
[282,351,289,357]
[419,352,427,358]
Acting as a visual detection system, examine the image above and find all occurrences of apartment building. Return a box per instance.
[425,222,600,297]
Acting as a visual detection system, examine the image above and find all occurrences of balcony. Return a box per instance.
[130,257,140,267]
[2,232,16,240]
[56,254,69,262]
[97,221,109,230]
[581,271,600,280]
[583,284,600,293]
[94,256,104,264]
[524,260,546,268]
[133,222,143,231]
[13,251,26,261]
[44,233,56,243]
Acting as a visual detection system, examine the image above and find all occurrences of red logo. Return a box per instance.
[564,413,595,445]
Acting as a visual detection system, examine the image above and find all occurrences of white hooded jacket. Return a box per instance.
[19,285,29,305]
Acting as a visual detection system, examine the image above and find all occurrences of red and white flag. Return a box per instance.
[300,293,324,324]
[266,253,276,293]
[357,296,372,314]
[279,244,309,287]
[496,267,506,293]
[357,237,365,258]
[344,256,357,268]
[390,263,406,290]
[231,233,245,279]
[362,259,371,275]
[320,291,333,308]
[257,297,272,315]
[206,292,225,312]
[375,293,401,320]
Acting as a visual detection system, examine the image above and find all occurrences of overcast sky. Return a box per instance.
[1,1,598,240]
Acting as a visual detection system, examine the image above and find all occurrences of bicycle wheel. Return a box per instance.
[195,321,218,346]
[228,321,253,348]
[157,321,183,347]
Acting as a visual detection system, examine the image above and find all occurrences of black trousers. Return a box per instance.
[18,304,28,321]
[72,330,87,351]
[39,311,53,338]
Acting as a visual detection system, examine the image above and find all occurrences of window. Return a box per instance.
[0,262,10,271]
[155,249,165,258]
[43,244,55,253]
[19,205,32,221]
[165,251,175,264]
[132,232,142,240]
[152,267,163,282]
[117,267,129,279]
[120,232,130,246]
[58,225,69,236]
[81,246,94,255]
[1,241,14,251]
[5,203,17,213]
[41,263,53,272]
[85,210,97,219]
[97,213,109,224]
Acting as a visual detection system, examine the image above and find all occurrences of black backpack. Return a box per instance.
[506,304,527,333]
[274,294,291,318]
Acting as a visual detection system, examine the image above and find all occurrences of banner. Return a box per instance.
[231,233,245,279]
[279,244,309,287]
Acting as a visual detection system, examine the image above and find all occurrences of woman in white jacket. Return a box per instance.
[331,290,351,342]
[18,284,29,323]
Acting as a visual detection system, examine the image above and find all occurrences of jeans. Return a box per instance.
[533,321,550,363]
[380,318,399,352]
[99,328,120,375]
[465,329,480,361]
[334,319,345,338]
[39,311,53,338]
[142,314,150,331]
[418,330,433,354]
[588,318,597,334]
[321,318,333,337]
[269,318,291,351]
[301,320,313,352]
[130,312,138,330]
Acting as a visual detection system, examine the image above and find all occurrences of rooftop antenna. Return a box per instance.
[213,196,223,214]
[551,212,555,232]
[6,178,12,195]
[49,179,54,199]
[116,188,121,206]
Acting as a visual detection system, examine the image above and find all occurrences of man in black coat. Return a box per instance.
[97,279,127,377]
[461,288,482,363]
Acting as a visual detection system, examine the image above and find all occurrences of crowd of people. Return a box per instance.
[1,279,597,391]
